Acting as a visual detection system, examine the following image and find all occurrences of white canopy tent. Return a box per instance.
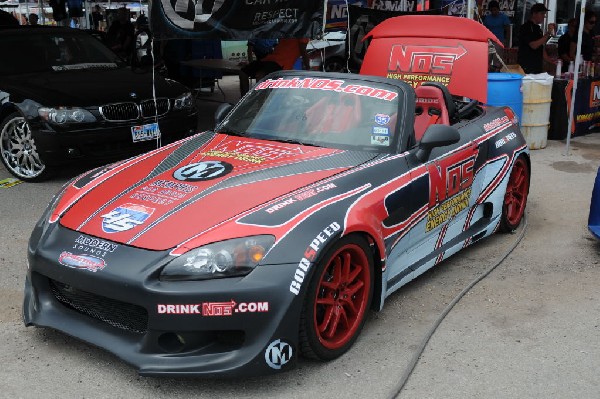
[565,0,587,155]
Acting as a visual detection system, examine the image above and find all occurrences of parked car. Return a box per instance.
[0,26,198,182]
[589,165,600,239]
[24,69,530,377]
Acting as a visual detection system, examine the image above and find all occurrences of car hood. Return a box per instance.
[55,132,377,252]
[1,68,187,106]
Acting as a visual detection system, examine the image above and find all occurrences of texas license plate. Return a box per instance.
[131,122,160,142]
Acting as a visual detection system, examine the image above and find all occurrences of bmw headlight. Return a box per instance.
[39,107,96,124]
[161,235,275,281]
[174,92,194,110]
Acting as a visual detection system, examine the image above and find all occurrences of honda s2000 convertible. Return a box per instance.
[24,17,530,377]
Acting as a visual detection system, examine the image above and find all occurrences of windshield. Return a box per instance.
[0,30,123,75]
[218,76,401,153]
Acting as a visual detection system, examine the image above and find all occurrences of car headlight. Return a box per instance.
[173,92,194,110]
[161,235,275,281]
[38,107,96,124]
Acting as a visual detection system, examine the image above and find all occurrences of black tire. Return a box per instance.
[0,112,52,182]
[299,235,374,360]
[499,155,530,232]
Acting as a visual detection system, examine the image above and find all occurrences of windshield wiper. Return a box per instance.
[269,137,316,147]
[217,127,246,137]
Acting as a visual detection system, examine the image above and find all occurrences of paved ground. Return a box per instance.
[1,76,599,398]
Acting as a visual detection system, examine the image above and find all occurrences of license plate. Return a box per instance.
[131,123,160,142]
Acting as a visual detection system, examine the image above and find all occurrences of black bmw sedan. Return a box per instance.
[0,27,198,181]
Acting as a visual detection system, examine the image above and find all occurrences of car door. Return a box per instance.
[400,138,481,279]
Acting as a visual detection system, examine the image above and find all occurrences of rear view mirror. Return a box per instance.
[214,103,233,127]
[416,124,460,162]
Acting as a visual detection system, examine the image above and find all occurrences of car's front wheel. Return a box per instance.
[299,235,374,360]
[0,112,50,182]
[500,155,530,232]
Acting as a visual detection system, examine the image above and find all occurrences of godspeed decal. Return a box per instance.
[173,161,233,182]
[265,339,293,370]
[495,132,517,148]
[157,301,269,315]
[289,222,341,295]
[58,251,106,272]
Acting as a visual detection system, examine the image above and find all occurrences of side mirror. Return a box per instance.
[415,124,461,162]
[214,103,233,127]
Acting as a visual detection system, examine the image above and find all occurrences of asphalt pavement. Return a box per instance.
[1,76,599,398]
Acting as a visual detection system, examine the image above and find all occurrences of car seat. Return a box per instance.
[413,84,453,141]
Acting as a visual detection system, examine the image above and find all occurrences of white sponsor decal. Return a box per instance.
[157,301,269,315]
[173,161,232,182]
[265,339,293,370]
[289,222,341,295]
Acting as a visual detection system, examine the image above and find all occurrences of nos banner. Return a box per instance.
[150,0,325,40]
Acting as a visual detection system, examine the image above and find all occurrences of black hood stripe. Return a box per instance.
[76,132,215,230]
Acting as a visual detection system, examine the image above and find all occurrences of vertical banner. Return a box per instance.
[326,0,367,31]
[150,0,325,39]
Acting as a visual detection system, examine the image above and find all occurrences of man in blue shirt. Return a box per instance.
[483,0,511,46]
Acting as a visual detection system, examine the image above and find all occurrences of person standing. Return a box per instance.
[106,7,135,61]
[28,13,39,25]
[558,18,577,72]
[49,0,68,26]
[89,4,104,30]
[570,11,596,62]
[483,0,511,46]
[517,3,556,74]
[0,9,19,26]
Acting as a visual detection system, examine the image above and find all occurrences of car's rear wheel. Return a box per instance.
[500,155,529,232]
[0,112,50,182]
[299,235,373,360]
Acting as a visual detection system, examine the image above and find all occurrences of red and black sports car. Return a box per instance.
[24,16,530,377]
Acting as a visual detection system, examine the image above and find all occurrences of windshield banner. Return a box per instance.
[150,0,325,40]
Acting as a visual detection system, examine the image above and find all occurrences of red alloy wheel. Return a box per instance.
[502,157,529,230]
[313,243,371,350]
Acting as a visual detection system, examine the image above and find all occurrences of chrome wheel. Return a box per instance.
[0,113,46,181]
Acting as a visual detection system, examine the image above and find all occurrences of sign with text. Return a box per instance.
[150,0,325,40]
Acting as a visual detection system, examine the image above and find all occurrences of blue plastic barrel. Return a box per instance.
[486,73,523,124]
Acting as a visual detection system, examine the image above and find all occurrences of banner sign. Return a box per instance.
[479,0,516,18]
[370,0,429,12]
[572,78,600,135]
[326,0,367,31]
[150,0,325,40]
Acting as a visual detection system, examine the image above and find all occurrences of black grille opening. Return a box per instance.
[49,279,148,334]
[141,98,170,118]
[100,102,140,121]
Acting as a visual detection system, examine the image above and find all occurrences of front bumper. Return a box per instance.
[31,110,198,167]
[23,223,302,377]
